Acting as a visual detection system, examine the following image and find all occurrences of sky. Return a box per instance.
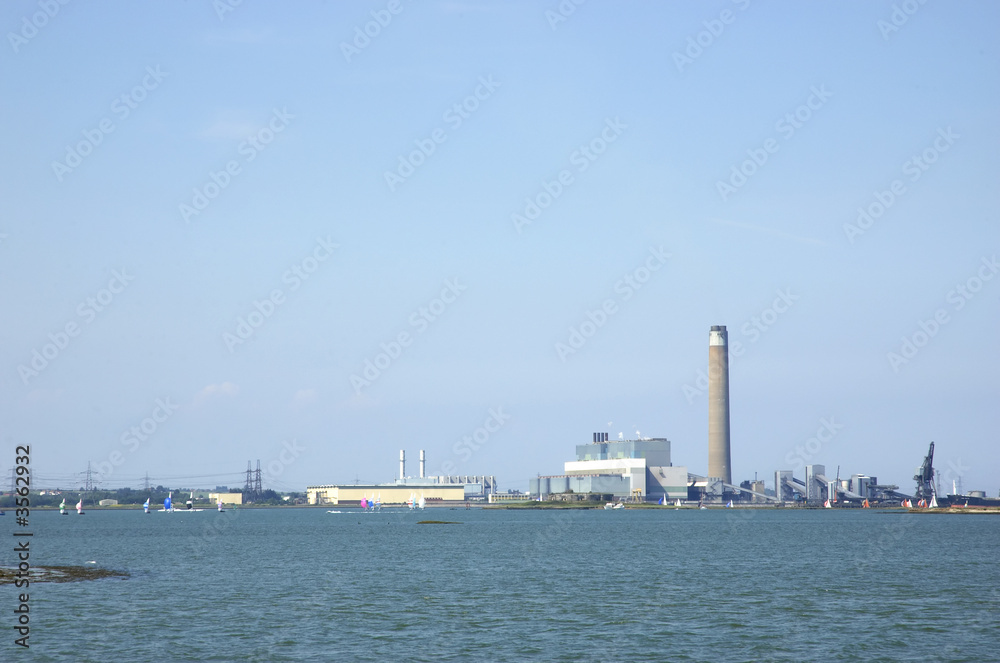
[2,0,997,497]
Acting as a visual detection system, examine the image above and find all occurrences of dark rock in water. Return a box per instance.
[0,565,129,584]
[417,520,461,525]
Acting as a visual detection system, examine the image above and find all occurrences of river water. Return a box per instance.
[7,507,999,662]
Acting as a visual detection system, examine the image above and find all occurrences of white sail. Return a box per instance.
[929,494,938,508]
[419,494,425,510]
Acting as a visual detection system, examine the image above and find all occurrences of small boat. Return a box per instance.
[360,496,368,510]
[862,498,870,508]
[604,502,615,510]
[725,500,734,508]
[418,494,426,510]
[143,498,150,514]
[408,493,416,510]
[929,495,938,509]
[675,499,682,508]
[162,493,173,512]
[217,500,225,512]
[76,498,84,515]
[326,510,343,514]
[60,498,68,515]
[823,499,831,508]
[186,492,194,510]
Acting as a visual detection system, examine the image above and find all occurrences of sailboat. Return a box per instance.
[675,499,682,508]
[862,498,870,508]
[407,493,415,510]
[375,493,382,511]
[163,493,173,512]
[929,494,938,509]
[418,494,425,510]
[823,499,832,508]
[217,499,225,512]
[76,498,84,515]
[59,498,68,515]
[359,496,368,510]
[143,498,150,514]
[725,500,734,508]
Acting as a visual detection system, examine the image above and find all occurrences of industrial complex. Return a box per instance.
[310,325,992,509]
[307,449,496,506]
[529,325,995,507]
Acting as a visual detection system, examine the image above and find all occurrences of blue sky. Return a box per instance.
[2,0,997,496]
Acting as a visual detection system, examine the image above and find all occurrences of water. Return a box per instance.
[7,507,999,662]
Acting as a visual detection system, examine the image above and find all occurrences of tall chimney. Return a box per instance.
[399,450,405,480]
[708,325,732,484]
[419,450,426,479]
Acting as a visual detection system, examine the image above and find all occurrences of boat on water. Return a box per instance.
[418,494,426,510]
[76,498,84,515]
[823,499,832,508]
[407,493,416,510]
[217,500,225,512]
[675,499,682,508]
[725,500,734,508]
[60,498,68,515]
[161,493,174,512]
[143,498,150,514]
[929,495,938,509]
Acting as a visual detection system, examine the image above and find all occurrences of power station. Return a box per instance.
[307,449,497,506]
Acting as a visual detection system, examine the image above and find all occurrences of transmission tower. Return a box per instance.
[244,461,254,497]
[85,461,94,492]
[254,460,263,498]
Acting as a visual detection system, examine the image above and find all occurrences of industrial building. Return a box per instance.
[307,484,465,505]
[530,434,690,501]
[306,449,496,506]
